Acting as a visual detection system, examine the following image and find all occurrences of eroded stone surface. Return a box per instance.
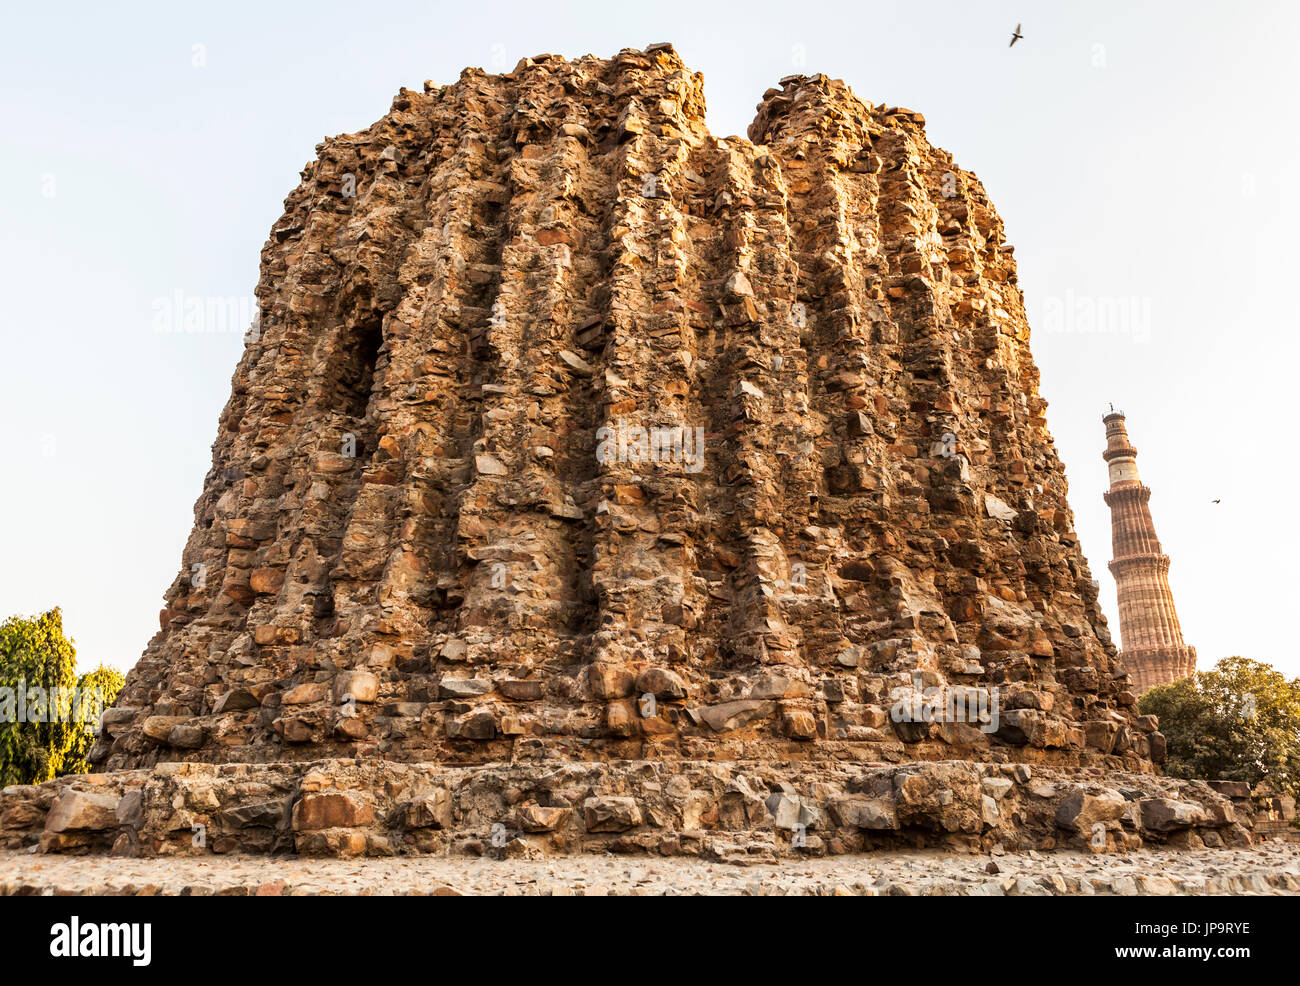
[90,45,1146,775]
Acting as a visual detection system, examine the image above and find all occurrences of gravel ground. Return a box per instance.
[2,841,1299,895]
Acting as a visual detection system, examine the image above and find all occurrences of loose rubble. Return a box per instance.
[3,843,1297,896]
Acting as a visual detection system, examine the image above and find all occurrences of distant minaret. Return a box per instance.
[1102,409,1196,693]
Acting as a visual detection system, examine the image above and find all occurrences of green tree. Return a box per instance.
[1140,656,1300,799]
[0,609,122,786]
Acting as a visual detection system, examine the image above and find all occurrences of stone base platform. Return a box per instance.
[0,758,1264,860]
[0,759,1268,863]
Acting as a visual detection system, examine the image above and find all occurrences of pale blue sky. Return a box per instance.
[2,1,1296,677]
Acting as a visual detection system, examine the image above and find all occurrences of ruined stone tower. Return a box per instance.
[91,44,1156,775]
[1102,410,1196,693]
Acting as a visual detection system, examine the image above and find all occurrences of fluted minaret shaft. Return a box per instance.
[1102,411,1196,693]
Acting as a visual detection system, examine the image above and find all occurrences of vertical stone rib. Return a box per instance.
[753,81,876,676]
[576,49,715,754]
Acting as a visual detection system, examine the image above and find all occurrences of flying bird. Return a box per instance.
[1211,499,1221,504]
[1009,24,1023,47]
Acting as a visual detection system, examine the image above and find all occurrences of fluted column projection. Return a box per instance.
[1102,411,1196,693]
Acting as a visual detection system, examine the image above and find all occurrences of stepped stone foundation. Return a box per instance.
[0,45,1259,860]
[0,759,1259,860]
